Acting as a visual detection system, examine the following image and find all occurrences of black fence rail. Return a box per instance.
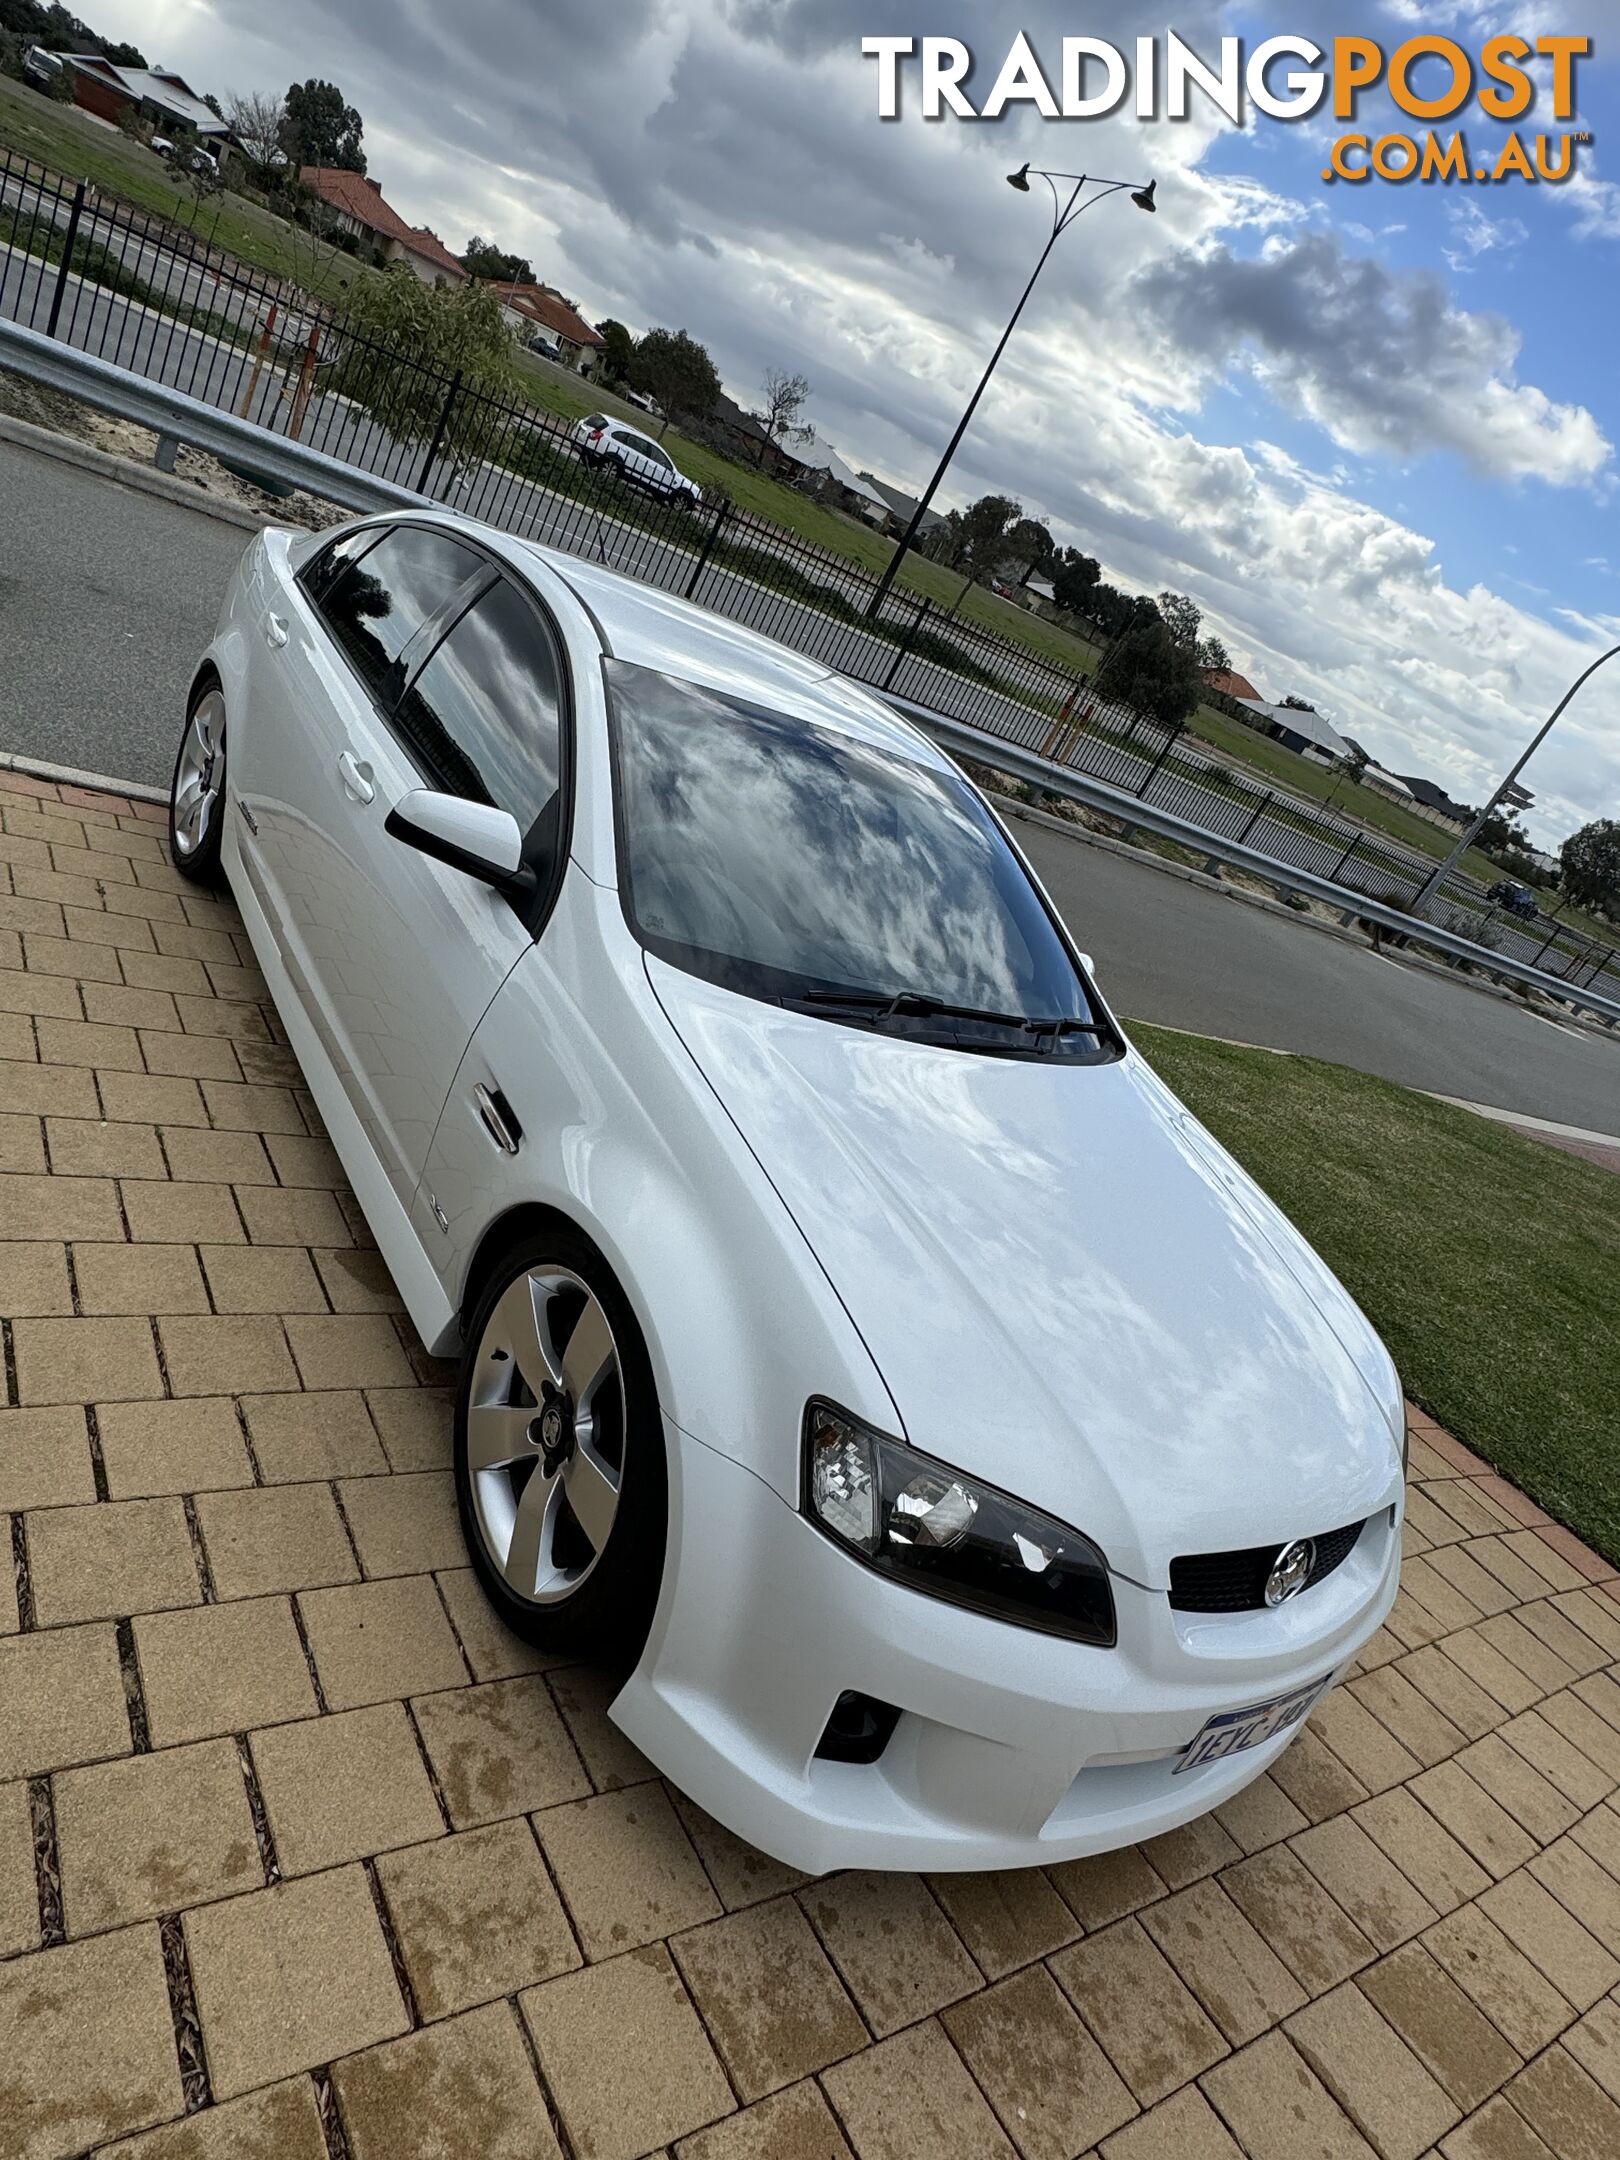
[3,145,1616,993]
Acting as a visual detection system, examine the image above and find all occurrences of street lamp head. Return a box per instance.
[1007,163,1031,192]
[1131,179,1158,213]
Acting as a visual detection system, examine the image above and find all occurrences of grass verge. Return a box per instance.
[1133,1023,1620,1560]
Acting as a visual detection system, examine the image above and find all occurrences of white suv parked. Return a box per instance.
[573,415,702,507]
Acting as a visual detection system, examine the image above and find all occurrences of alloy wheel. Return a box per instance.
[467,1265,626,1605]
[172,690,225,858]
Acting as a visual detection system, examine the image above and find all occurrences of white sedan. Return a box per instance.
[170,513,1405,1873]
[571,414,702,506]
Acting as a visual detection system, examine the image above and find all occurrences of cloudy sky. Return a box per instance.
[97,0,1620,846]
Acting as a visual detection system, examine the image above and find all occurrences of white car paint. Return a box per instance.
[198,512,1405,1872]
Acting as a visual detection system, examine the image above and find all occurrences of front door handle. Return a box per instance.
[337,750,375,804]
[473,1083,522,1156]
[264,614,289,648]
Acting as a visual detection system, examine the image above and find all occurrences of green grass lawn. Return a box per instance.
[1134,1024,1620,1559]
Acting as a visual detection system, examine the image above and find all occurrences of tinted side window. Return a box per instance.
[301,524,383,607]
[317,527,484,705]
[392,579,565,865]
[646,446,673,473]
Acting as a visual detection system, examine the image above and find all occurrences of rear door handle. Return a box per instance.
[473,1083,522,1156]
[264,614,288,648]
[337,750,375,804]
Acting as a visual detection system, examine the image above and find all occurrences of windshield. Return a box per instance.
[605,660,1112,1057]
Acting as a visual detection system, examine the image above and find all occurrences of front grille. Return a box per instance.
[1169,1520,1365,1613]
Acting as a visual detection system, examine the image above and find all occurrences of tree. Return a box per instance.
[1279,694,1317,712]
[463,235,534,285]
[956,494,1020,581]
[1050,547,1102,616]
[321,271,514,459]
[1157,590,1203,653]
[1004,516,1055,588]
[760,366,811,447]
[595,319,634,386]
[202,91,223,119]
[1095,615,1201,732]
[225,91,286,170]
[1558,819,1620,917]
[1198,634,1231,674]
[280,78,365,173]
[629,327,720,437]
[1474,806,1531,859]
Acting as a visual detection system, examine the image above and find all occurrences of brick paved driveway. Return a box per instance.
[4,766,1620,2160]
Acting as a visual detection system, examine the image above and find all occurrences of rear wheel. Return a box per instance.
[169,684,227,884]
[454,1225,667,1658]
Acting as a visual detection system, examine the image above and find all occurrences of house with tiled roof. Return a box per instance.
[488,284,604,372]
[299,168,466,288]
[1200,666,1263,705]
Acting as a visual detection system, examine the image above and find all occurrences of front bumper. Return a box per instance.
[611,1425,1402,1874]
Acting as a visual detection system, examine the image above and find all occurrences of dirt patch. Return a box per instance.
[0,366,347,531]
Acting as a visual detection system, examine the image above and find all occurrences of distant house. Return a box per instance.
[856,473,950,542]
[59,57,231,153]
[1236,699,1353,766]
[299,168,466,288]
[1362,766,1416,803]
[1201,667,1263,705]
[1395,775,1473,833]
[701,392,812,477]
[793,441,892,525]
[489,284,603,372]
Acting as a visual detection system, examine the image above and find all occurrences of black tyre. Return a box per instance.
[168,681,228,885]
[455,1224,668,1659]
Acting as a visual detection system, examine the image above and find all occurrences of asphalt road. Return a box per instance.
[4,435,1617,1133]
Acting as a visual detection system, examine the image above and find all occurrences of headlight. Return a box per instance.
[803,1402,1115,1646]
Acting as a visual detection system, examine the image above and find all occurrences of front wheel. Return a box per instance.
[169,684,227,884]
[454,1226,667,1659]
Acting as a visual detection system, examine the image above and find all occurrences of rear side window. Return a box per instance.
[301,524,382,607]
[315,526,484,705]
[392,578,566,871]
[583,414,610,430]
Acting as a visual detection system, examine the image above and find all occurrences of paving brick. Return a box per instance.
[134,1597,318,1747]
[925,1866,1080,1981]
[1399,1647,1507,1740]
[522,1944,734,2160]
[407,1669,586,1824]
[1477,1871,1619,2011]
[1288,1980,1461,2160]
[194,1482,358,1600]
[55,1738,262,1934]
[0,962,82,1019]
[14,1315,164,1406]
[821,2018,1016,2160]
[1454,1735,1578,1845]
[1050,1919,1227,2105]
[37,1015,144,1070]
[1140,1810,1243,1889]
[161,1126,276,1186]
[1200,2032,1377,2160]
[263,1129,344,1186]
[339,1469,464,1577]
[1500,1711,1613,1812]
[669,1790,811,1913]
[376,1817,580,2019]
[1139,1876,1306,2044]
[1408,1762,1537,1881]
[250,1703,443,1874]
[1358,1943,1522,2113]
[197,1243,327,1315]
[0,1109,46,1171]
[1439,2095,1558,2160]
[47,1115,168,1180]
[1352,1788,1491,1914]
[28,1496,201,1625]
[0,1171,123,1242]
[0,1404,96,1511]
[547,1660,655,1788]
[286,1314,416,1390]
[1048,1844,1168,1930]
[423,1569,552,1684]
[1423,1904,1573,2058]
[235,1185,354,1246]
[185,1864,408,2099]
[364,1385,453,1471]
[72,1240,210,1317]
[1528,1836,1620,1956]
[313,1246,406,1314]
[0,1922,184,2158]
[238,1390,387,1482]
[945,1962,1138,2159]
[0,1057,97,1117]
[301,1576,468,1710]
[1269,1725,1371,1823]
[802,1870,980,2037]
[173,992,270,1044]
[676,2082,855,2160]
[199,1079,306,1134]
[117,950,214,999]
[673,1894,867,2100]
[121,1180,245,1245]
[1291,1817,1438,1951]
[93,2077,329,2160]
[1505,2045,1620,2160]
[0,1775,38,1955]
[1476,1613,1579,1696]
[1553,1589,1620,1660]
[97,1398,256,1499]
[157,1315,300,1396]
[1102,2086,1245,2160]
[1220,1845,1375,1994]
[332,2001,560,2160]
[0,1622,129,1780]
[1310,1688,1425,1794]
[138,1028,240,1080]
[1563,1997,1620,2106]
[1212,1772,1309,1855]
[1349,1667,1467,1767]
[1508,1603,1609,1680]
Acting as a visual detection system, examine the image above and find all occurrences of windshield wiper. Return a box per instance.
[797,988,1107,1039]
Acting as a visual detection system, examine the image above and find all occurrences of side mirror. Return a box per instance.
[384,791,535,901]
[1075,951,1096,976]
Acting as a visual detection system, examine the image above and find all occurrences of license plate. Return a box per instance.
[1176,1677,1330,1773]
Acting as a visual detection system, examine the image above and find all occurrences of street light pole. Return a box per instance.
[1410,642,1620,913]
[864,165,1156,622]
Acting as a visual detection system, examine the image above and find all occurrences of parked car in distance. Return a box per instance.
[169,511,1405,1873]
[527,332,563,362]
[1487,881,1539,922]
[572,415,702,506]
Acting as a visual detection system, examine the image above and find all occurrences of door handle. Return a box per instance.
[473,1083,522,1156]
[264,614,289,648]
[337,750,375,804]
